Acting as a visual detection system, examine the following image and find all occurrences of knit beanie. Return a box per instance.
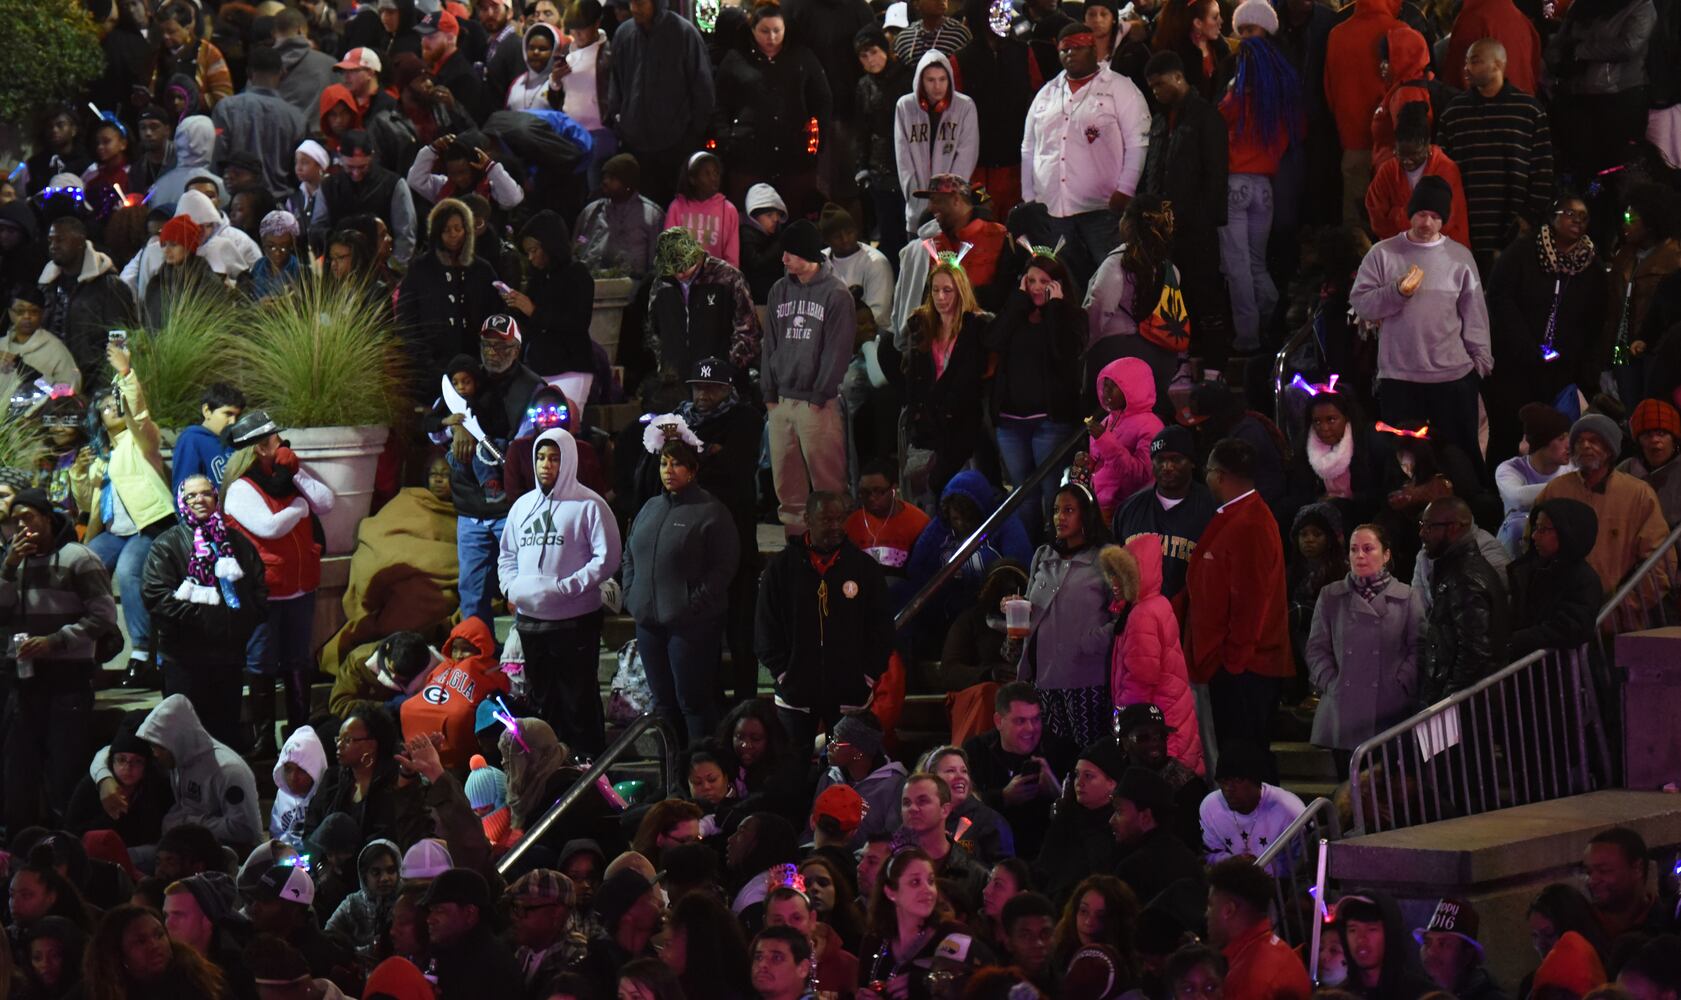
[602,153,640,187]
[160,214,204,254]
[465,760,508,812]
[1232,0,1278,35]
[781,219,826,264]
[1406,175,1454,224]
[1531,932,1607,997]
[1569,413,1622,456]
[830,713,885,758]
[1630,398,1681,440]
[1519,402,1572,454]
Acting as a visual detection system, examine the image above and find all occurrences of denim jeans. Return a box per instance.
[245,594,318,731]
[458,516,507,624]
[1218,174,1278,351]
[995,416,1075,542]
[636,619,724,746]
[88,530,155,656]
[1041,209,1121,290]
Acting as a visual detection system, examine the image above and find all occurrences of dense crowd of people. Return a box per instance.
[4,0,1681,995]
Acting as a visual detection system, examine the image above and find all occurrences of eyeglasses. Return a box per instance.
[336,732,373,746]
[1418,520,1459,532]
[1555,207,1588,221]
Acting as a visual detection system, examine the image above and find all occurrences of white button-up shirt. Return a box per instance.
[1020,65,1152,218]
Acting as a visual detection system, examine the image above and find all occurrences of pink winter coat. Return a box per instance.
[1089,357,1164,516]
[1105,534,1204,775]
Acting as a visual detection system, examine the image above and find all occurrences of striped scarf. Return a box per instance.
[173,481,242,607]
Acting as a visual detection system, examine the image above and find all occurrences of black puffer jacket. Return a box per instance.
[1506,498,1603,658]
[853,58,913,190]
[1419,533,1511,705]
[712,41,833,178]
[515,211,596,377]
[140,520,268,665]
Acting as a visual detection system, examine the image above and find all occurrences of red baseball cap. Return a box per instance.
[811,785,865,836]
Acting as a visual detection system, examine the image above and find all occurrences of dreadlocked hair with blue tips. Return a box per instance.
[1229,35,1302,149]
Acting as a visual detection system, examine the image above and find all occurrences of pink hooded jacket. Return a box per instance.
[1089,357,1165,515]
[1106,534,1204,775]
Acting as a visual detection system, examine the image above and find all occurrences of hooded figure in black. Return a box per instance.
[0,201,47,300]
[514,210,596,378]
[63,710,176,848]
[1506,498,1603,659]
[1337,891,1436,1000]
[951,0,1058,185]
[396,197,501,387]
[21,915,87,1000]
[342,0,421,63]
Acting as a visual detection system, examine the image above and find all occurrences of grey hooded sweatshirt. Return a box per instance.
[146,116,218,213]
[892,49,979,231]
[324,838,402,955]
[89,694,262,848]
[761,265,857,405]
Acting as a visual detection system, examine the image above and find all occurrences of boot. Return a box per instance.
[120,651,160,690]
[249,677,278,757]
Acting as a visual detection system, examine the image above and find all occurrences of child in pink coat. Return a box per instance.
[1101,534,1204,775]
[1083,357,1164,521]
[665,151,739,266]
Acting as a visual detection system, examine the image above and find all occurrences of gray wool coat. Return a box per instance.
[1305,577,1422,750]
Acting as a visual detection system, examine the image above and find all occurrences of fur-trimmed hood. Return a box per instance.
[427,196,476,265]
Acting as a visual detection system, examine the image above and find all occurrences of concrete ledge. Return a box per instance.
[1328,790,1681,887]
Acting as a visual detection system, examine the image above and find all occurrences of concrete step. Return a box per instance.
[1280,779,1341,803]
[1274,741,1340,780]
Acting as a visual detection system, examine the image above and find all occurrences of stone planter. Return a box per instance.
[287,424,390,556]
[590,275,635,360]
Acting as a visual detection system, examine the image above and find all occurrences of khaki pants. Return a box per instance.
[1340,148,1373,229]
[768,397,847,533]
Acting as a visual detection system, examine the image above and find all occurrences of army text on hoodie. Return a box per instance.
[497,428,622,625]
[761,265,857,405]
[893,50,980,231]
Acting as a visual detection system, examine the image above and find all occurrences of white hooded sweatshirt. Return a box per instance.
[497,428,622,623]
[270,725,328,846]
[892,50,979,232]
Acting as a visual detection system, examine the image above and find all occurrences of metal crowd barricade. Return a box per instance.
[1253,797,1340,947]
[497,713,680,876]
[1348,646,1604,834]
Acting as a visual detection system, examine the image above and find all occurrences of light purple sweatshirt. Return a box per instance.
[1349,232,1493,384]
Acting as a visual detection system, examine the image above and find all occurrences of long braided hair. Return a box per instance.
[1228,35,1302,149]
[1120,193,1175,320]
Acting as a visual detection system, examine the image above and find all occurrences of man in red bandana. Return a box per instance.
[1020,21,1152,286]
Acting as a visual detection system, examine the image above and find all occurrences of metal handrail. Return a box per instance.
[496,713,681,876]
[1253,796,1341,947]
[893,421,1088,631]
[1273,325,1312,439]
[1348,645,1603,834]
[1592,518,1681,636]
